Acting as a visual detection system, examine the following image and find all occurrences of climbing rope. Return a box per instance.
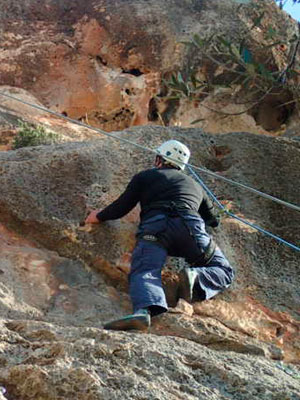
[1,91,299,251]
[1,91,299,213]
[187,166,300,252]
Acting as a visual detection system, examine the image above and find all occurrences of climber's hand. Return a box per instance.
[85,209,102,224]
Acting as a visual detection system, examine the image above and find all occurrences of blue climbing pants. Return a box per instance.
[129,213,234,316]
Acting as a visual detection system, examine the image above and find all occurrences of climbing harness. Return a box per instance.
[138,200,217,264]
[141,200,197,217]
[0,90,299,252]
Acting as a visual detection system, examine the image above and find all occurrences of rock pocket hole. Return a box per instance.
[250,91,295,131]
[96,55,107,66]
[214,145,231,158]
[122,68,143,77]
[148,98,159,121]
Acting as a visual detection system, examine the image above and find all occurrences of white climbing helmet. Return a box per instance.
[156,140,190,170]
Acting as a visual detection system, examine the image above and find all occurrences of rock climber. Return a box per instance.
[85,140,234,331]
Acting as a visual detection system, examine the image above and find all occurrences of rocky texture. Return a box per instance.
[0,0,300,398]
[0,222,118,326]
[0,319,300,400]
[0,123,299,397]
[0,86,105,151]
[0,0,299,134]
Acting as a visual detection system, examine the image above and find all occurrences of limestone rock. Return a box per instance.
[0,125,299,366]
[0,1,300,396]
[0,0,299,134]
[0,86,104,147]
[0,319,299,400]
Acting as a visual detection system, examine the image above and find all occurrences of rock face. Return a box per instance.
[0,122,299,398]
[0,0,300,398]
[0,0,299,134]
[1,320,299,400]
[0,86,106,149]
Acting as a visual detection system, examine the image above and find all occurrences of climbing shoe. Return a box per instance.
[178,268,198,303]
[103,309,151,331]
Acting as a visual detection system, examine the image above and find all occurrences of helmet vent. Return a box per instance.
[156,140,190,170]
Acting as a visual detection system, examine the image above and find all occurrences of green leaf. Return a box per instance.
[179,82,190,97]
[177,72,185,84]
[167,79,190,97]
[230,44,242,60]
[265,25,277,40]
[257,63,275,81]
[217,35,231,48]
[163,96,181,101]
[239,38,246,55]
[206,33,215,46]
[191,118,205,125]
[192,34,205,48]
[190,73,197,89]
[180,41,193,46]
[167,83,182,90]
[171,74,178,85]
[241,47,253,64]
[241,76,251,89]
[233,0,251,3]
[288,69,300,77]
[245,63,256,76]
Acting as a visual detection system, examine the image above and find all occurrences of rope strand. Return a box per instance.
[187,166,300,252]
[0,90,299,215]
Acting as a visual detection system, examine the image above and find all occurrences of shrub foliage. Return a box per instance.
[13,121,60,149]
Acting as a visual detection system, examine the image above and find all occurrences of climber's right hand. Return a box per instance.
[85,209,102,225]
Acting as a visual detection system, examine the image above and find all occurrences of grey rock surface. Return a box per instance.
[0,124,299,398]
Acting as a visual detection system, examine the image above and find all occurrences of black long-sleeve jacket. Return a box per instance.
[97,167,219,227]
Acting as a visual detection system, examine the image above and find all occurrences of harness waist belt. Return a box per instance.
[142,200,197,216]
